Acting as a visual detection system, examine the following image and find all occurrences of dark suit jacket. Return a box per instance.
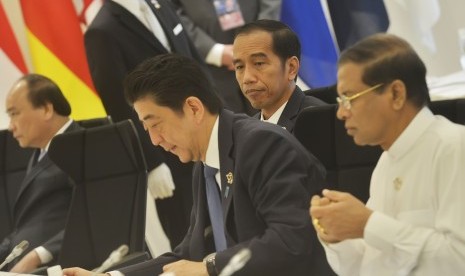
[0,122,81,269]
[84,0,203,247]
[172,0,281,115]
[254,86,327,133]
[85,0,203,170]
[120,110,327,276]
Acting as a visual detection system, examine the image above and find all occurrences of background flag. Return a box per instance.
[20,0,106,120]
[0,2,28,128]
[281,0,339,88]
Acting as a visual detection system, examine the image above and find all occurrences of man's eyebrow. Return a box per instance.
[233,52,268,65]
[250,52,267,59]
[142,114,157,121]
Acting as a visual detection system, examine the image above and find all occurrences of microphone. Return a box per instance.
[93,244,129,273]
[218,248,251,276]
[0,240,30,270]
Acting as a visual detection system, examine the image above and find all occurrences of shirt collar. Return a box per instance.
[387,107,435,159]
[112,0,147,27]
[260,100,288,124]
[43,119,73,152]
[205,116,220,170]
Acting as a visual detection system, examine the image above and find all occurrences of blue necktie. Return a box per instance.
[204,165,227,251]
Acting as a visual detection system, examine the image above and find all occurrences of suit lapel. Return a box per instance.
[15,154,54,208]
[217,110,236,225]
[14,121,81,209]
[109,1,168,53]
[277,86,305,133]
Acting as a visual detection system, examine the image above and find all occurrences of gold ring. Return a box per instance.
[313,218,326,234]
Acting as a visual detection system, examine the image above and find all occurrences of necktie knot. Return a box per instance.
[204,165,218,179]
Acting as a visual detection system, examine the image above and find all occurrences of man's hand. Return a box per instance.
[9,250,41,273]
[222,45,235,71]
[148,163,175,199]
[310,189,373,243]
[63,267,103,276]
[163,260,208,276]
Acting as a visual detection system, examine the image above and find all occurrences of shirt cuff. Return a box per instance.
[35,246,53,264]
[107,271,125,276]
[205,44,224,67]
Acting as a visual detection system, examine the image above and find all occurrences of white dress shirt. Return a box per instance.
[205,116,221,188]
[323,107,465,275]
[260,101,288,125]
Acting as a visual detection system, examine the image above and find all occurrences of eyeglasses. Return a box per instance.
[336,83,384,110]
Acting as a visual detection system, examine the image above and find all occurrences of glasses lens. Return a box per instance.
[337,96,350,110]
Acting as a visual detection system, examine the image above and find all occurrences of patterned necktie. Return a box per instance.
[204,165,227,251]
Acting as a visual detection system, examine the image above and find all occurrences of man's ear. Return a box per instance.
[390,80,407,110]
[287,56,300,81]
[184,96,205,123]
[42,102,54,120]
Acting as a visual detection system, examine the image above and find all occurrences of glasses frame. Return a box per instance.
[336,83,384,110]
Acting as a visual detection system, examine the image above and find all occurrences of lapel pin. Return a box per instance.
[226,172,233,184]
[151,0,161,9]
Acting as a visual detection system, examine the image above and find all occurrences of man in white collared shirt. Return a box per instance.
[310,34,465,275]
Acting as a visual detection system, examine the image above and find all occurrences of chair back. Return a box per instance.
[49,120,147,270]
[0,130,33,241]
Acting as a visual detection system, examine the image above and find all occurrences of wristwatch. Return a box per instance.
[204,253,218,276]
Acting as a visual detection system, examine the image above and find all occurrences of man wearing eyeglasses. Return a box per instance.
[310,33,465,275]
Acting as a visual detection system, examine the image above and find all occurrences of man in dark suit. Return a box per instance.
[84,0,204,248]
[171,0,282,115]
[1,74,81,273]
[232,20,326,133]
[63,54,327,276]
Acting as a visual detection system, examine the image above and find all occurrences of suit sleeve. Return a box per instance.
[215,128,324,275]
[41,230,64,261]
[170,0,216,59]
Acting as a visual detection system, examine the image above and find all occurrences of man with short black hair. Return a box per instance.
[233,19,326,132]
[64,53,326,276]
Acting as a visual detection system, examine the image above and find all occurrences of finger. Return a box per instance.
[310,195,321,206]
[322,189,346,202]
[162,263,172,272]
[319,196,332,206]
